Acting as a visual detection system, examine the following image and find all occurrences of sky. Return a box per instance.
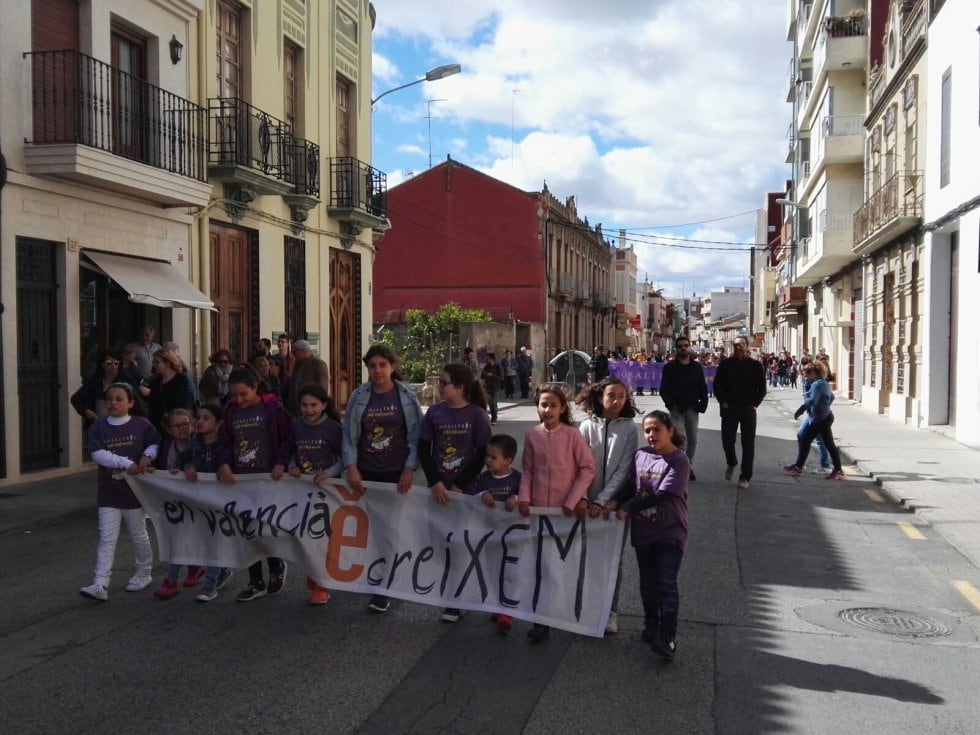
[369,0,792,301]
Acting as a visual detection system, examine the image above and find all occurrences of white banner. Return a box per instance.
[128,474,626,637]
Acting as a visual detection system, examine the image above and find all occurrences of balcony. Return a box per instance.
[208,97,295,219]
[813,16,867,80]
[282,137,320,234]
[818,114,864,164]
[796,209,858,284]
[23,50,211,207]
[785,123,797,164]
[554,273,575,299]
[325,157,388,247]
[853,171,923,256]
[778,286,807,316]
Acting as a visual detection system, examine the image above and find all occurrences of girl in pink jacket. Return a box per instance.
[517,382,596,642]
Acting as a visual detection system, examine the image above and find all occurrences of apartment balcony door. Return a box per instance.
[110,26,149,163]
[31,0,78,142]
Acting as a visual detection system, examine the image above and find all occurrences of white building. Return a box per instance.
[703,287,749,322]
[920,0,980,446]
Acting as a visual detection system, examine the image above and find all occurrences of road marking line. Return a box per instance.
[952,581,980,612]
[863,489,884,502]
[897,522,926,540]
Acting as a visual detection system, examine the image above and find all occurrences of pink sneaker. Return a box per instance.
[154,577,180,600]
[826,470,846,481]
[183,566,205,587]
[495,614,514,632]
[783,463,802,477]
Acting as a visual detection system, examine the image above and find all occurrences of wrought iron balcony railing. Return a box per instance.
[853,171,923,248]
[286,137,320,197]
[208,97,291,181]
[327,157,387,218]
[24,49,208,181]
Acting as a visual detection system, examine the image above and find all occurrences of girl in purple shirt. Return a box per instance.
[79,383,160,602]
[617,410,689,661]
[274,383,343,606]
[420,362,492,624]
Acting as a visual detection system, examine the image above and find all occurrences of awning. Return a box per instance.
[83,251,215,311]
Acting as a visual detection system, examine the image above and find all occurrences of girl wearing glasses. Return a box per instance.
[152,408,205,598]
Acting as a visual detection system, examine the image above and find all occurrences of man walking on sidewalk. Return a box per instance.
[660,336,708,481]
[713,337,766,489]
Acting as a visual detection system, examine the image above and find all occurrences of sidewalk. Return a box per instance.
[768,388,980,569]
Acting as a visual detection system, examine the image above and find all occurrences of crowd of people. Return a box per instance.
[74,329,843,662]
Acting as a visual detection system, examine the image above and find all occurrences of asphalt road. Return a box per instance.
[1,395,977,734]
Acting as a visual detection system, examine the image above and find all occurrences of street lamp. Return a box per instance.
[371,63,462,107]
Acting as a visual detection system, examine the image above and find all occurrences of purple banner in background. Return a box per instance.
[608,361,716,393]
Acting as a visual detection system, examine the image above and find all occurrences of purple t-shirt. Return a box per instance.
[420,402,492,485]
[628,448,689,551]
[230,401,275,473]
[290,417,342,475]
[473,469,522,500]
[357,388,409,473]
[88,416,161,509]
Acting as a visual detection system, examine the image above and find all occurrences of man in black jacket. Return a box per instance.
[712,337,767,489]
[660,337,708,481]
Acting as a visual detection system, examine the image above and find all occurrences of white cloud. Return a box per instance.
[371,0,791,291]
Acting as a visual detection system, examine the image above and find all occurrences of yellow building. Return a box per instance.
[0,0,381,485]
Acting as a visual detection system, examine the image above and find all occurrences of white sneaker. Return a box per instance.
[605,611,618,635]
[79,583,108,601]
[125,574,153,592]
[810,466,830,475]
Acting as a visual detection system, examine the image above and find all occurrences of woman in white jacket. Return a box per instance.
[575,376,640,634]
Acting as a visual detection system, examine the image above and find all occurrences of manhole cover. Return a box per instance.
[838,607,952,638]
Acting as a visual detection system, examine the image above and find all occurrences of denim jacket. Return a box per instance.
[341,380,422,470]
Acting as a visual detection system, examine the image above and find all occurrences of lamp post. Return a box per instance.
[371,63,461,107]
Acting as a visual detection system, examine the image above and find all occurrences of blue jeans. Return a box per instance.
[798,415,830,468]
[635,542,684,640]
[794,414,842,472]
[668,408,701,464]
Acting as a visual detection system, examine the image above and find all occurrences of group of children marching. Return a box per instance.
[79,355,688,662]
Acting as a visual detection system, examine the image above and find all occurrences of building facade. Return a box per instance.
[777,0,979,443]
[0,0,380,484]
[373,160,615,361]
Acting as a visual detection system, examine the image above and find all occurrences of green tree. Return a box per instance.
[383,303,492,382]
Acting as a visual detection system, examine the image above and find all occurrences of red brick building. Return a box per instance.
[373,159,546,324]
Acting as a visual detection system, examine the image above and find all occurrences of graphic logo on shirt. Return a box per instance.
[367,425,392,453]
[236,438,260,469]
[440,444,463,474]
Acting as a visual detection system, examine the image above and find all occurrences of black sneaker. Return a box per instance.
[651,637,676,661]
[368,594,390,613]
[641,628,658,645]
[689,468,697,482]
[724,465,736,481]
[236,582,267,602]
[267,563,287,595]
[440,607,462,623]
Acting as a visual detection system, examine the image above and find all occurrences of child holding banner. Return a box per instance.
[517,383,596,642]
[79,382,160,602]
[178,402,232,602]
[274,384,343,606]
[616,410,689,661]
[420,362,492,624]
[575,377,639,635]
[475,433,522,632]
[152,408,205,599]
[217,366,292,602]
[342,345,423,614]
